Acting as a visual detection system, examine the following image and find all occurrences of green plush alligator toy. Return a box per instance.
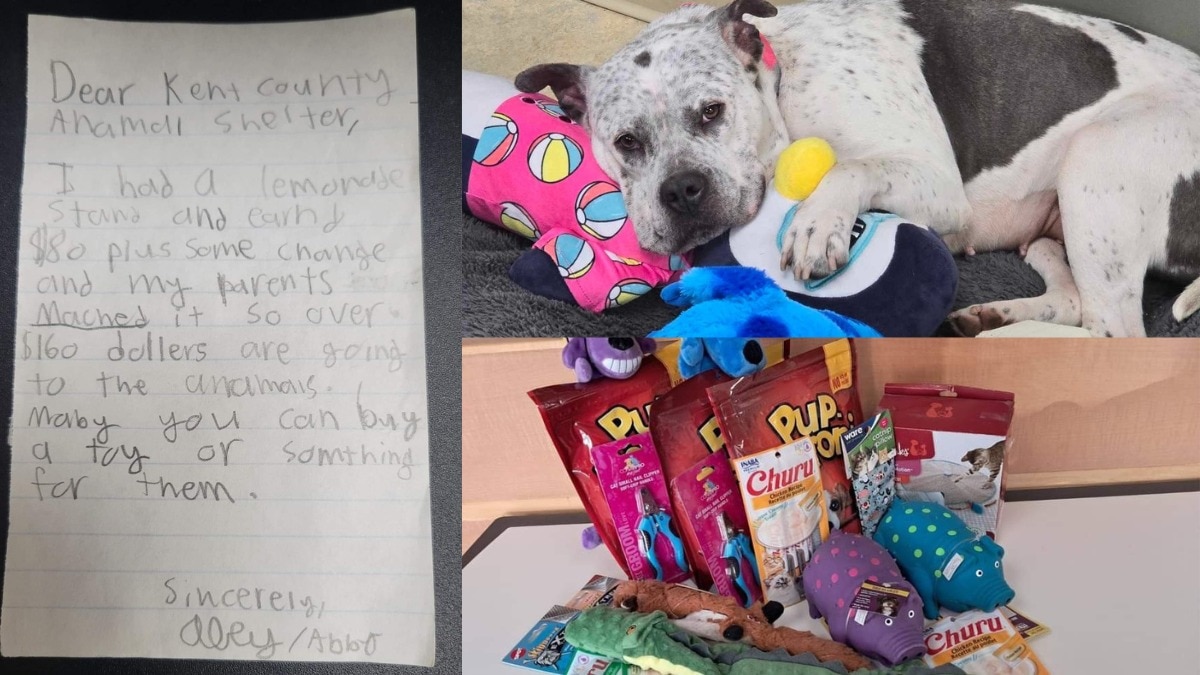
[565,607,965,675]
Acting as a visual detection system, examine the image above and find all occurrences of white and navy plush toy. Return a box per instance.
[692,187,959,337]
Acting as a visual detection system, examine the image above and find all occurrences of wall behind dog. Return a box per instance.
[462,338,1200,551]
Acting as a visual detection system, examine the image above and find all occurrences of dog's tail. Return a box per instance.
[1172,277,1200,323]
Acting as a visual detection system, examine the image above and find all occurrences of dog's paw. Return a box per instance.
[947,304,1011,337]
[779,205,856,280]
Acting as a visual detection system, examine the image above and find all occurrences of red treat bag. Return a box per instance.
[672,450,761,606]
[528,359,672,575]
[592,433,691,583]
[707,339,863,534]
[649,369,731,589]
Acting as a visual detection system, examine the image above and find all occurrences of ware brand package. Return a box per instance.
[592,433,691,583]
[878,385,1015,539]
[840,410,898,538]
[923,609,1049,674]
[731,438,829,606]
[709,340,864,534]
[671,450,760,607]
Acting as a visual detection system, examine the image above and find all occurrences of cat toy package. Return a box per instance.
[840,410,898,538]
[922,609,1050,674]
[731,437,829,606]
[592,432,691,583]
[671,450,761,607]
[529,360,673,576]
[878,384,1015,539]
[709,339,864,534]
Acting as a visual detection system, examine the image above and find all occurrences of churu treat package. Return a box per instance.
[591,433,691,583]
[731,438,829,606]
[671,450,761,607]
[840,410,898,538]
[709,339,864,534]
[529,360,673,576]
[878,384,1015,539]
[649,369,732,589]
[923,609,1049,674]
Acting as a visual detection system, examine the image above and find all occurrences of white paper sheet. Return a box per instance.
[1,11,432,665]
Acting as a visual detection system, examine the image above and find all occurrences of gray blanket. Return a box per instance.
[462,214,1200,337]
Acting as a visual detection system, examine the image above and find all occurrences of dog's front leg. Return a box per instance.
[780,158,969,279]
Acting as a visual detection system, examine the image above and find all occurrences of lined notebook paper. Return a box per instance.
[1,11,433,665]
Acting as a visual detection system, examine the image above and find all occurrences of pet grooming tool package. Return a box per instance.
[648,369,733,590]
[709,339,864,534]
[591,432,691,583]
[922,609,1049,674]
[731,437,830,606]
[878,384,1015,539]
[671,449,762,607]
[840,410,898,538]
[529,360,673,576]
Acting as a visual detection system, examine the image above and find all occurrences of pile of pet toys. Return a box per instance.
[505,338,1049,674]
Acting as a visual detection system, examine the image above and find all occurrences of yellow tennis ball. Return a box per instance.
[774,137,837,200]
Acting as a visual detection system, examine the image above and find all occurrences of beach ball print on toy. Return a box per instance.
[576,181,627,239]
[608,278,653,309]
[549,233,595,279]
[534,99,573,122]
[473,112,518,166]
[528,132,583,183]
[497,202,539,240]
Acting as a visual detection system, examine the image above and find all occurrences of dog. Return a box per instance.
[516,0,1200,336]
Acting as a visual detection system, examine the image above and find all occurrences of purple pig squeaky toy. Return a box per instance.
[562,337,656,383]
[802,529,926,665]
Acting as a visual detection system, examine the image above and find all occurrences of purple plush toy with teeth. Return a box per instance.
[803,529,926,665]
[563,337,657,383]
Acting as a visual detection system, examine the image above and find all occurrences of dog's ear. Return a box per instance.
[514,63,592,126]
[716,0,778,67]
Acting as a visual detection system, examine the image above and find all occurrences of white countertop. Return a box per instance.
[463,491,1200,673]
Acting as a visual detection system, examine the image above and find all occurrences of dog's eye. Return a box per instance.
[615,133,642,152]
[701,102,724,123]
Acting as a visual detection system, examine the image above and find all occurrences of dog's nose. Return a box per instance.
[659,171,708,215]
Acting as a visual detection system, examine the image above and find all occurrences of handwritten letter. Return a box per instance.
[1,11,432,665]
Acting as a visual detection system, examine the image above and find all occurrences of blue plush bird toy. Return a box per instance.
[650,267,881,338]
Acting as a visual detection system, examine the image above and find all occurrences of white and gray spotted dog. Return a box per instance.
[517,0,1200,337]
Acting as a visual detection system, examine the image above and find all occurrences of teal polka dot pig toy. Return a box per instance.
[873,498,1014,619]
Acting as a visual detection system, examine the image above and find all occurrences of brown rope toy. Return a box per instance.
[612,579,872,671]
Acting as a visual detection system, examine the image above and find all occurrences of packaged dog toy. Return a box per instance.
[503,575,630,673]
[529,360,673,576]
[672,450,761,607]
[649,369,732,589]
[923,609,1049,674]
[731,438,829,606]
[878,384,1015,539]
[710,339,863,533]
[592,433,690,583]
[840,410,898,538]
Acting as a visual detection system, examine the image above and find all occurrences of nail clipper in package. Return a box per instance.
[672,450,761,607]
[923,609,1049,674]
[591,433,690,583]
[731,437,829,606]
